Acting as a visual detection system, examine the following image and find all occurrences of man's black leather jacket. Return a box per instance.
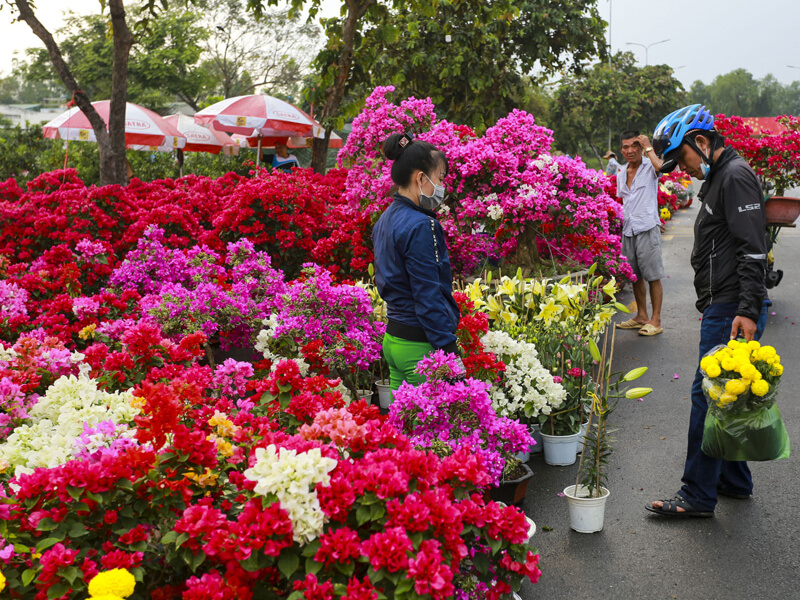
[691,146,768,322]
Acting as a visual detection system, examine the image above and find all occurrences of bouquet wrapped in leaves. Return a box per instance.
[699,340,790,461]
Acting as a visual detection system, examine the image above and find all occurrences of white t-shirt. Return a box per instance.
[617,157,660,237]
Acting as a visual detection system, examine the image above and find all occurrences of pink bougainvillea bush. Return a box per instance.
[340,86,634,282]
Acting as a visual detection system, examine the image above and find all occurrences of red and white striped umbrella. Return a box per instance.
[42,100,185,149]
[129,115,237,154]
[194,94,315,137]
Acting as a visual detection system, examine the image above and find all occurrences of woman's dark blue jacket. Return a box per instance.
[372,193,460,354]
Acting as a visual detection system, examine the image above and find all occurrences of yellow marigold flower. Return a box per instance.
[0,571,6,593]
[719,393,738,405]
[746,340,761,351]
[720,357,737,372]
[724,379,748,395]
[705,363,722,378]
[700,357,714,371]
[770,363,784,376]
[707,384,723,400]
[88,569,136,599]
[727,339,741,350]
[89,596,125,600]
[751,379,770,397]
[739,364,758,380]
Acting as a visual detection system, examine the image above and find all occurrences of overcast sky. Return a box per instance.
[2,0,799,92]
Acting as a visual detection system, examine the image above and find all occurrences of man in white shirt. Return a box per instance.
[616,130,666,336]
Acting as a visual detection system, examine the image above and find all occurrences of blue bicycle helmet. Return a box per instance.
[652,104,716,173]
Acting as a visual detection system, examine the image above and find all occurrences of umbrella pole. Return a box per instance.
[256,135,262,167]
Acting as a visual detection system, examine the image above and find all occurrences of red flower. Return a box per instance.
[314,527,362,566]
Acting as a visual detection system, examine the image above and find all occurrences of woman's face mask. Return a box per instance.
[419,173,445,210]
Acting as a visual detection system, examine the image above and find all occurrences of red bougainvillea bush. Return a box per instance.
[0,167,371,279]
[339,86,634,282]
[0,167,541,599]
[715,114,800,196]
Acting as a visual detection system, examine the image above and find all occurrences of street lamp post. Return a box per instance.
[625,39,670,66]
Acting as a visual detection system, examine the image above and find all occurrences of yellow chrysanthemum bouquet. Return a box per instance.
[699,340,790,461]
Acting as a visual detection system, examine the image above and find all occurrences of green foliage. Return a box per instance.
[688,69,800,117]
[551,51,686,163]
[0,120,260,186]
[19,9,211,112]
[342,0,605,129]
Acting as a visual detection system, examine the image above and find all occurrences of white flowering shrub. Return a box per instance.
[0,374,138,473]
[480,330,566,420]
[244,444,338,544]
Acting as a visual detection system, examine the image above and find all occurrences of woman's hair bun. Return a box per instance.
[382,132,413,161]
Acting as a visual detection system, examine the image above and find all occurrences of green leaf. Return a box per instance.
[60,565,79,585]
[306,555,322,575]
[68,522,87,538]
[36,537,64,552]
[22,568,37,587]
[48,582,70,599]
[160,530,178,545]
[473,552,490,574]
[356,504,371,526]
[188,550,206,572]
[176,532,189,548]
[66,485,83,501]
[487,537,502,554]
[36,518,58,532]
[278,553,299,579]
[395,577,414,595]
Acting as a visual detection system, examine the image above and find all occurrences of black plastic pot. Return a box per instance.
[489,463,534,505]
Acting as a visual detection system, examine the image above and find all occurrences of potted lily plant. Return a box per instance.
[564,329,652,532]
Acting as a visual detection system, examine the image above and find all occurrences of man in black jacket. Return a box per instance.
[645,105,770,517]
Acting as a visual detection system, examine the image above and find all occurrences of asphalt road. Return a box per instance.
[519,201,800,600]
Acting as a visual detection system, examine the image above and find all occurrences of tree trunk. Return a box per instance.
[108,0,135,185]
[311,0,375,174]
[14,0,133,186]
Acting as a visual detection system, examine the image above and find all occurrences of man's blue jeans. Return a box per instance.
[679,301,770,512]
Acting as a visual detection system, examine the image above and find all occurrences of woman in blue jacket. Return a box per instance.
[372,132,462,390]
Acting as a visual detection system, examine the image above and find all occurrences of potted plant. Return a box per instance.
[564,330,652,532]
[464,264,629,466]
[478,329,567,461]
[387,350,533,490]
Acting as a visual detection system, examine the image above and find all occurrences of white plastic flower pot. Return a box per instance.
[563,484,610,533]
[526,515,536,542]
[530,423,542,454]
[515,449,531,463]
[356,389,373,402]
[540,430,582,466]
[374,380,393,409]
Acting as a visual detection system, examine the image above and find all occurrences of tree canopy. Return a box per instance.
[550,51,686,162]
[689,69,800,117]
[351,0,607,129]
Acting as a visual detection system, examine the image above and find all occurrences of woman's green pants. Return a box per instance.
[382,333,433,391]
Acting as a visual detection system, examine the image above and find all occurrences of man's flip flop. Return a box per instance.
[645,496,714,518]
[616,319,644,329]
[638,324,663,336]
